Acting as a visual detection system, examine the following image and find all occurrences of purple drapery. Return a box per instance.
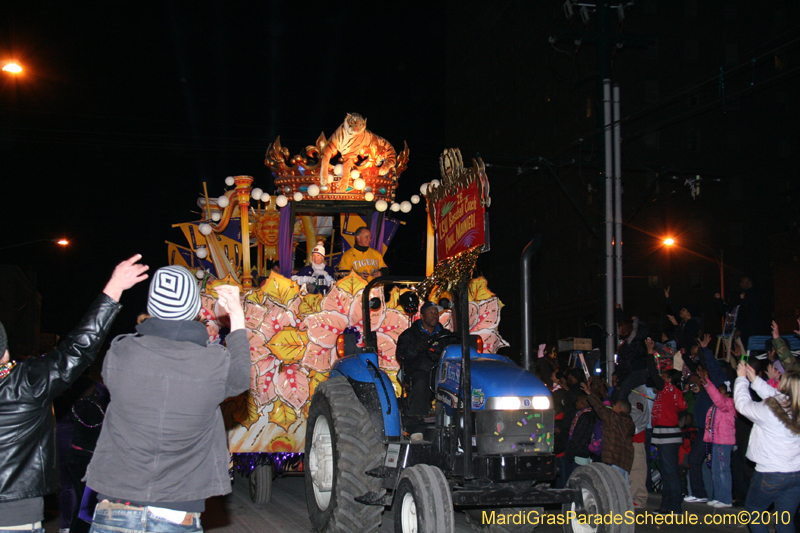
[278,206,294,277]
[369,212,385,252]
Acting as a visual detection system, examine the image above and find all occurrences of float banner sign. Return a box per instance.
[435,180,485,260]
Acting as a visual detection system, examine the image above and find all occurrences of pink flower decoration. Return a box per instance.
[275,364,310,411]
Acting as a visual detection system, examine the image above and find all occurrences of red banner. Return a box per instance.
[435,180,485,260]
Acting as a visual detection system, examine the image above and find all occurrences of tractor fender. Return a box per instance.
[332,352,402,442]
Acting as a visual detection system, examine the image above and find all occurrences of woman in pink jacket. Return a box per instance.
[702,372,736,508]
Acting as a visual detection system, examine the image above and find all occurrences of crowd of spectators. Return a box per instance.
[538,281,800,530]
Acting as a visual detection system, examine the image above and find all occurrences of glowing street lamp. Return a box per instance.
[663,238,675,246]
[2,62,22,74]
[0,238,69,251]
[57,239,69,246]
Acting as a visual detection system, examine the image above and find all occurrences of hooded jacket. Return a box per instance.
[0,294,121,503]
[734,376,800,473]
[85,319,250,509]
[702,380,736,445]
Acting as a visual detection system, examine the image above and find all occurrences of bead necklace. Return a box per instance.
[0,361,16,379]
[71,398,105,428]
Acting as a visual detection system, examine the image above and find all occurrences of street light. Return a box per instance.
[0,238,69,251]
[2,62,22,74]
[662,237,725,300]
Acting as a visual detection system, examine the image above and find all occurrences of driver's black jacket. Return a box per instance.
[395,320,444,379]
[0,293,121,503]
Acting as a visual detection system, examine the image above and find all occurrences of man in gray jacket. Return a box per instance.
[85,266,250,533]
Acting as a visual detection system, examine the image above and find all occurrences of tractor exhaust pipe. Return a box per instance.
[520,235,542,372]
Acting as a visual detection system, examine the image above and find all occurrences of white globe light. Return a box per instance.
[364,191,375,202]
[420,183,429,195]
[251,188,263,200]
[225,176,235,186]
[390,202,401,212]
[400,201,412,213]
[430,179,440,187]
[211,212,221,222]
[375,200,388,212]
[334,164,343,176]
[411,194,420,204]
[293,192,303,202]
[307,184,320,197]
[198,223,213,236]
[283,186,292,194]
[353,177,366,190]
[320,185,329,192]
[350,169,361,179]
[195,269,206,279]
[195,247,208,259]
[217,195,230,208]
[261,193,271,204]
[276,195,288,207]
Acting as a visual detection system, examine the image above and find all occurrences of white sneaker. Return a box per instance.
[706,500,719,506]
[712,501,733,508]
[684,496,708,503]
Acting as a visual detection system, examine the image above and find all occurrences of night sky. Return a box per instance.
[1,3,446,338]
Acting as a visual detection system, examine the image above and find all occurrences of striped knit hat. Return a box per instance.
[146,266,201,321]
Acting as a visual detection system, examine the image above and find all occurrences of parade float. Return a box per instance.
[164,114,505,502]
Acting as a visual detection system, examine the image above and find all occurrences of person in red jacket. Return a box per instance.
[646,337,688,514]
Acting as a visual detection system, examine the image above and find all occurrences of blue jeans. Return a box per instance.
[657,442,683,512]
[744,471,800,533]
[611,464,630,483]
[711,444,733,505]
[687,434,708,499]
[89,502,202,533]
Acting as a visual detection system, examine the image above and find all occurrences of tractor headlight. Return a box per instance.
[493,397,521,410]
[532,396,551,410]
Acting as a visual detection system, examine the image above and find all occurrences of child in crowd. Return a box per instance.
[701,370,736,508]
[646,337,688,514]
[581,380,636,481]
[564,394,597,479]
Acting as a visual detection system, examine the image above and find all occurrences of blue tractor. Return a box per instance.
[304,239,633,533]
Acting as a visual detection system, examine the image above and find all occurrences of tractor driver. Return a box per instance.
[396,301,449,417]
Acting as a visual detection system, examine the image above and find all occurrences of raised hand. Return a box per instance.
[667,315,678,326]
[664,286,670,299]
[771,320,780,339]
[103,254,149,301]
[215,285,245,331]
[699,333,712,349]
[736,361,747,378]
[537,343,546,359]
[579,381,591,395]
[645,338,655,353]
[745,364,757,383]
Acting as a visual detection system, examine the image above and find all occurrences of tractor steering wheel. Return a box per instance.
[426,331,462,357]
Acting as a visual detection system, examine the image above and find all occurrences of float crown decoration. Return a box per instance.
[265,113,409,202]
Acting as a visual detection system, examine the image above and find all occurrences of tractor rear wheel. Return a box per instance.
[562,463,633,533]
[393,464,454,533]
[304,376,385,533]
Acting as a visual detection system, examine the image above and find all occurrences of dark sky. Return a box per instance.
[1,3,446,337]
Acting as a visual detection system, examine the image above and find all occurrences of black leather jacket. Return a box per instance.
[0,293,121,502]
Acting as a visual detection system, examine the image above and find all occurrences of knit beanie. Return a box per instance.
[312,242,325,256]
[146,266,201,321]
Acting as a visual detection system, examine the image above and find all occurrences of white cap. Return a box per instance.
[313,243,325,256]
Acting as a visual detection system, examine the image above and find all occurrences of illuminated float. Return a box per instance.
[164,115,506,502]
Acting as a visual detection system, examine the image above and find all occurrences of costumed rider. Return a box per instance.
[396,300,452,417]
[292,241,336,294]
[338,226,388,281]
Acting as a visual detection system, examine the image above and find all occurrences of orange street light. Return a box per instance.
[57,239,69,246]
[2,62,22,74]
[663,238,675,246]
